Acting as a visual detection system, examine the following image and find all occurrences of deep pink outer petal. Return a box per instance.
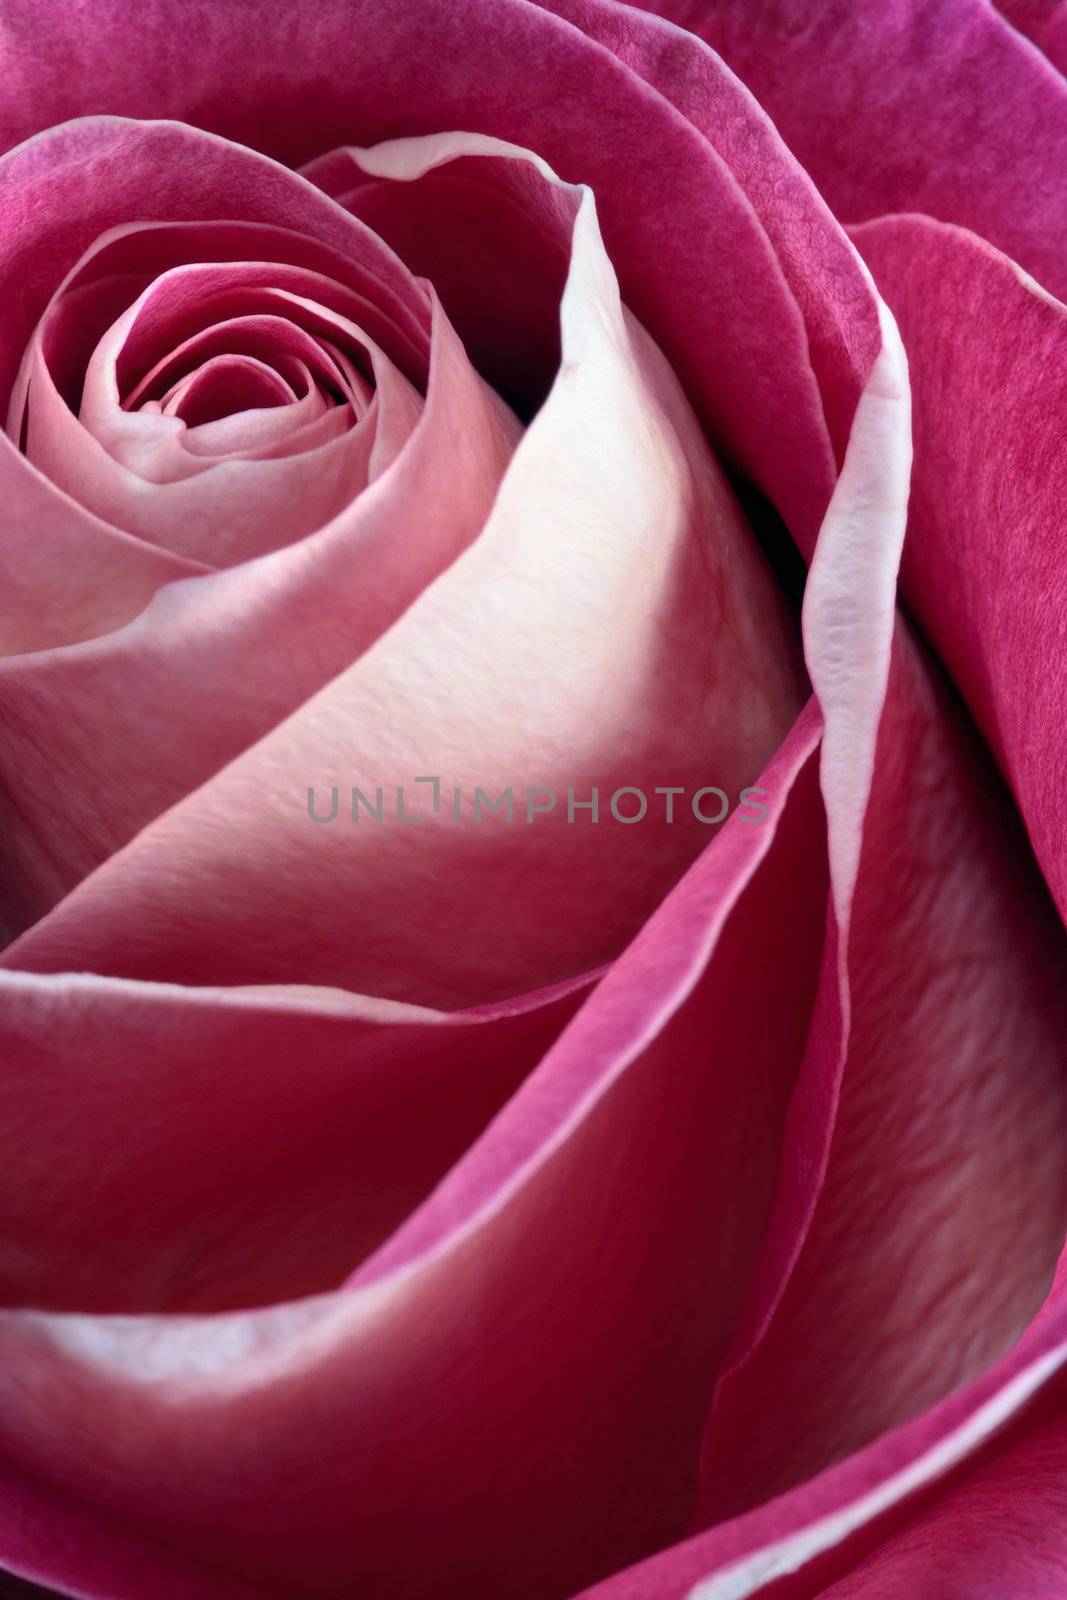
[529,0,882,469]
[697,626,1067,1521]
[814,1411,1067,1599]
[668,186,1067,1562]
[995,0,1067,74]
[852,213,1067,923]
[630,0,1067,301]
[569,1328,1067,1598]
[0,1460,270,1600]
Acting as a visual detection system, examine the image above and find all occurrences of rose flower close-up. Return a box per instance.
[0,1,1065,1597]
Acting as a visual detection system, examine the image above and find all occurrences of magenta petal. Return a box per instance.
[676,210,1067,1539]
[0,973,587,1315]
[697,628,1067,1521]
[568,1310,1067,1598]
[634,0,1067,300]
[530,0,882,468]
[0,1457,267,1600]
[853,213,1067,922]
[995,0,1067,74]
[808,1411,1067,1599]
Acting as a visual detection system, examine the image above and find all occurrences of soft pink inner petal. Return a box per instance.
[0,121,433,418]
[21,344,394,566]
[0,289,518,939]
[0,432,208,657]
[77,274,389,479]
[16,255,428,564]
[180,384,356,462]
[2,151,806,1008]
[122,310,353,412]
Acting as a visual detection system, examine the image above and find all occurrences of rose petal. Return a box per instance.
[0,972,588,1315]
[852,212,1067,921]
[568,1313,1067,1598]
[0,123,434,653]
[696,627,1067,1522]
[0,438,205,661]
[0,3,852,550]
[0,118,429,409]
[808,1411,1067,1599]
[0,287,517,942]
[529,0,883,468]
[0,1457,266,1600]
[2,156,806,1006]
[21,287,420,563]
[303,147,571,419]
[680,234,1067,1521]
[995,0,1067,75]
[159,352,297,423]
[0,707,826,1600]
[633,0,1067,300]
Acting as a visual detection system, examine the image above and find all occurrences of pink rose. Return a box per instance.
[0,3,1065,1598]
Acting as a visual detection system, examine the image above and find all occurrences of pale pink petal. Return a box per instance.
[0,287,517,941]
[0,123,435,654]
[21,313,409,564]
[11,242,427,563]
[0,436,205,660]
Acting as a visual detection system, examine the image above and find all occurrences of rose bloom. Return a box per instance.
[0,1,1066,1597]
